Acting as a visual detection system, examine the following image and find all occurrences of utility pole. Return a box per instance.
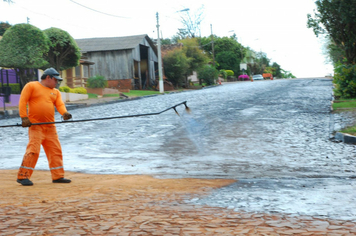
[210,24,215,66]
[156,12,164,93]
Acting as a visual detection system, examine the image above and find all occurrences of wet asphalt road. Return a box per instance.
[1,78,356,220]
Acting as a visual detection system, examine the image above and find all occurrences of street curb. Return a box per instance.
[334,132,356,144]
[0,109,19,119]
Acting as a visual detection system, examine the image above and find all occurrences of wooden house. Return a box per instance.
[75,34,158,90]
[61,58,95,88]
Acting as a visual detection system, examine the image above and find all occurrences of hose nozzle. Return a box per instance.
[173,107,180,116]
[184,102,191,113]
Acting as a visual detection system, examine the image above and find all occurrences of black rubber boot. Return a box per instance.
[52,178,71,183]
[17,179,33,186]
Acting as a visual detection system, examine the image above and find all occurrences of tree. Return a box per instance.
[281,69,296,79]
[216,51,240,75]
[307,0,356,64]
[177,6,204,39]
[43,27,81,71]
[160,38,172,45]
[0,21,11,36]
[0,23,50,86]
[271,62,283,78]
[323,35,345,65]
[163,48,189,87]
[200,35,244,75]
[179,37,208,85]
[248,51,270,75]
[180,38,208,71]
[264,66,274,74]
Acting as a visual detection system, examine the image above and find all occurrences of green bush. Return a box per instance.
[0,83,21,94]
[333,63,356,98]
[163,49,189,87]
[219,69,227,79]
[225,70,234,77]
[197,65,219,86]
[87,75,108,88]
[59,86,71,92]
[72,87,87,94]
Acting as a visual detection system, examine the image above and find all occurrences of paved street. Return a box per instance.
[1,78,356,222]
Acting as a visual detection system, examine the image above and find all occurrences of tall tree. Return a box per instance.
[177,6,204,39]
[179,37,208,85]
[213,36,244,75]
[0,23,50,86]
[43,27,81,71]
[160,38,172,45]
[307,0,356,64]
[271,62,282,78]
[200,35,245,74]
[180,38,208,73]
[323,35,345,65]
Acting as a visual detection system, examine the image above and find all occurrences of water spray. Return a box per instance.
[0,101,189,128]
[184,102,191,113]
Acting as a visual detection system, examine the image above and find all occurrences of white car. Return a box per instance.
[252,74,264,80]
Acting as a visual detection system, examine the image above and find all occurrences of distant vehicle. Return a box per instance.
[262,73,273,80]
[252,74,264,80]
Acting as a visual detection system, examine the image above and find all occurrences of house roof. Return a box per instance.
[75,34,157,53]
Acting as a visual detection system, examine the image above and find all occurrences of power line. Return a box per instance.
[69,0,130,19]
[17,5,96,33]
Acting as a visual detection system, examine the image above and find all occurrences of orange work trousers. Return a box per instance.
[18,125,65,180]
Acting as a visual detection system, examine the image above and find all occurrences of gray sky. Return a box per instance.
[0,0,334,78]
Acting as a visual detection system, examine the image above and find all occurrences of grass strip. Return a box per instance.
[333,98,356,136]
[333,101,356,109]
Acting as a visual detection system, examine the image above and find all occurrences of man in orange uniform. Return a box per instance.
[17,68,72,186]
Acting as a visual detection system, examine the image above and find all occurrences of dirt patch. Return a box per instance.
[1,170,235,206]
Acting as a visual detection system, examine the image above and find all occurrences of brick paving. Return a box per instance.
[1,170,356,235]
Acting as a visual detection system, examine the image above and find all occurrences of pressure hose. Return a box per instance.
[0,101,190,128]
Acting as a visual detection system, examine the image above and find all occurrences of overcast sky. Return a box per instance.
[0,0,334,78]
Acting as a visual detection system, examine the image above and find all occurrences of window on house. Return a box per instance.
[75,66,81,78]
[83,65,89,78]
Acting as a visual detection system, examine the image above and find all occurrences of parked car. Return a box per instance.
[252,74,264,80]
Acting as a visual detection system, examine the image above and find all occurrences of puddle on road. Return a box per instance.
[187,178,356,221]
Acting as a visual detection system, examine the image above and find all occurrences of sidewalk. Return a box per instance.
[1,170,355,235]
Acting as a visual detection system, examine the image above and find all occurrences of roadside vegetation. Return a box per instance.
[308,0,356,136]
[333,99,356,136]
[332,99,356,110]
[162,35,294,89]
[0,5,295,93]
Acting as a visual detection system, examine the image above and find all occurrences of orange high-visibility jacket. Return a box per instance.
[19,81,67,124]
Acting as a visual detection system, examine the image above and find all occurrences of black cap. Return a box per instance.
[43,68,63,81]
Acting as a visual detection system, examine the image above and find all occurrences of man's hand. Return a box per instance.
[21,117,32,127]
[63,112,72,121]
